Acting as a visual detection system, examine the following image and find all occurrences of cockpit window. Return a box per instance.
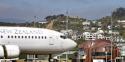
[60,35,67,39]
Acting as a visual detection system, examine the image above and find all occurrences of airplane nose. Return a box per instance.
[62,39,77,51]
[72,40,77,48]
[74,41,77,47]
[68,39,77,48]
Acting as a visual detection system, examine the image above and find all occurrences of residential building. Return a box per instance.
[82,21,91,30]
[38,21,48,24]
[117,20,125,28]
[83,30,110,40]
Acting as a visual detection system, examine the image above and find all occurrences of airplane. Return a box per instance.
[0,26,77,61]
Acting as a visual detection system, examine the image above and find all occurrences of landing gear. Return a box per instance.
[49,54,53,62]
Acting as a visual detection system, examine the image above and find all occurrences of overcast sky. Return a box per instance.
[0,0,125,22]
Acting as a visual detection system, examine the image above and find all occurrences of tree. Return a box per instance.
[45,14,65,21]
[112,7,125,20]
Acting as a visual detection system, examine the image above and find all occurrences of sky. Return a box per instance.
[0,0,125,22]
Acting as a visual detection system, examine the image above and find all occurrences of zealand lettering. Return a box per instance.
[0,29,43,34]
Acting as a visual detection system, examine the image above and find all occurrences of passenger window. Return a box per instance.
[35,36,37,39]
[11,36,13,38]
[18,36,20,38]
[1,36,3,38]
[32,36,34,39]
[22,36,23,38]
[38,36,40,39]
[15,36,17,38]
[25,36,27,38]
[8,36,10,38]
[28,36,30,39]
[41,36,43,39]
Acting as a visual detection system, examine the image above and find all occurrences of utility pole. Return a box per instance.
[33,16,37,27]
[65,11,69,62]
[110,14,113,62]
[66,11,69,32]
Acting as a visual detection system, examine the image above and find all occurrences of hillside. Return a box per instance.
[1,7,125,38]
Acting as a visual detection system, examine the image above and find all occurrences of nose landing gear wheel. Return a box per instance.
[49,54,53,62]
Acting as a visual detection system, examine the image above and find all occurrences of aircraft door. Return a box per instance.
[49,36,54,46]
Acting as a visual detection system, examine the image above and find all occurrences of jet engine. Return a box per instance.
[0,45,20,59]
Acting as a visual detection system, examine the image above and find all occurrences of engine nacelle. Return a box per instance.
[0,45,20,59]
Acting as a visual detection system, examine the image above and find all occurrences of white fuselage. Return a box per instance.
[0,27,77,55]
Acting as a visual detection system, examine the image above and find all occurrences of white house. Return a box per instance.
[83,30,110,40]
